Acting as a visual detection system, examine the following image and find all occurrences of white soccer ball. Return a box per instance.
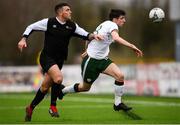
[149,7,165,22]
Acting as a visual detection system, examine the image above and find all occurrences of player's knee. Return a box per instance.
[40,85,49,93]
[53,76,63,84]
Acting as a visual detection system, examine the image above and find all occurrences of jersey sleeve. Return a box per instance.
[73,23,89,40]
[108,22,118,33]
[22,18,48,38]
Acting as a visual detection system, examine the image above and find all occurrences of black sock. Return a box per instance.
[51,83,61,106]
[114,81,124,86]
[30,88,46,109]
[74,83,80,92]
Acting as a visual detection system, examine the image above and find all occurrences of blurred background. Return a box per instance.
[0,0,180,97]
[0,0,177,65]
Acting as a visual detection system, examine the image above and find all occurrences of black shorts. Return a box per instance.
[40,52,64,73]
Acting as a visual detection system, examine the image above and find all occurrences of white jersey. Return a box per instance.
[87,20,118,59]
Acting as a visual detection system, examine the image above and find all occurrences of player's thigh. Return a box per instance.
[103,63,124,81]
[47,64,63,84]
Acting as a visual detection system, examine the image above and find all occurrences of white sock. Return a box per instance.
[115,96,121,106]
[114,84,124,106]
[62,84,75,94]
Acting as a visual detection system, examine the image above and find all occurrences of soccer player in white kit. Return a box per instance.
[59,9,143,111]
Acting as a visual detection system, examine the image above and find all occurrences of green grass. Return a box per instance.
[0,93,180,124]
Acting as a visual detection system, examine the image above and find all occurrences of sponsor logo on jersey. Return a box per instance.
[66,26,73,30]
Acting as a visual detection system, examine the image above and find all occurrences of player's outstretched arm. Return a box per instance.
[131,45,143,57]
[111,30,143,57]
[88,33,104,41]
[18,37,27,52]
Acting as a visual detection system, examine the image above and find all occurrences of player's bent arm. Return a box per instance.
[111,30,134,48]
[23,18,48,39]
[18,18,48,52]
[111,30,143,57]
[81,40,90,58]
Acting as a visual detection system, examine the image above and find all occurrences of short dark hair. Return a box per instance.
[54,3,70,14]
[109,9,126,21]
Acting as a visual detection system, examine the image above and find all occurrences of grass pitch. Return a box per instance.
[0,93,180,124]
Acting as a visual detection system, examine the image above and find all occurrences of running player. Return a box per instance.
[58,9,143,112]
[18,2,102,121]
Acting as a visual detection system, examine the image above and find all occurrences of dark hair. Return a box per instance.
[55,3,70,14]
[109,9,126,21]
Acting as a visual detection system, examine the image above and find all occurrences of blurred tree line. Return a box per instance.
[0,0,175,65]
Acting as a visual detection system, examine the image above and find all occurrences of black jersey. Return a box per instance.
[44,17,76,59]
[23,17,89,60]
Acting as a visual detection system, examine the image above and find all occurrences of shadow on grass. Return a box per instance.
[122,110,142,120]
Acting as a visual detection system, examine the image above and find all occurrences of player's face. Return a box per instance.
[58,6,72,20]
[116,16,126,27]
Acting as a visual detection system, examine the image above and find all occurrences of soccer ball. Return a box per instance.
[149,7,165,22]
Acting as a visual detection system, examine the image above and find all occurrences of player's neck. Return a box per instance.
[56,16,66,24]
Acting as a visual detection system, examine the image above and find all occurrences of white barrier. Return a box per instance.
[0,63,180,97]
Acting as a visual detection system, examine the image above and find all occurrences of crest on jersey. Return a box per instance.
[87,78,92,82]
[53,25,57,28]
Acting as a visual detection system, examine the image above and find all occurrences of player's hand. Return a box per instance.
[81,51,87,58]
[18,38,27,52]
[94,34,104,41]
[131,45,143,57]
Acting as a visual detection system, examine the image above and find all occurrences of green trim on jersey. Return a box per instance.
[81,55,112,84]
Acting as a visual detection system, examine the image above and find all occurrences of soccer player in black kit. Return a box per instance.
[18,3,102,121]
